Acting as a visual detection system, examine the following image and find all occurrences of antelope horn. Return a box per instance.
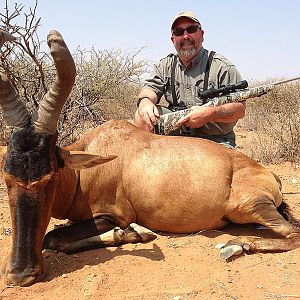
[33,30,76,134]
[0,75,30,127]
[0,31,30,127]
[0,30,17,47]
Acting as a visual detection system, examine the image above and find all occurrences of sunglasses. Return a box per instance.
[172,25,201,37]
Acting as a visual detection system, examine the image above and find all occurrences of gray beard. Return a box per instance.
[178,48,197,60]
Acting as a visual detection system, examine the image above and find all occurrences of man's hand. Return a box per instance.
[175,102,245,129]
[175,106,212,129]
[138,98,160,131]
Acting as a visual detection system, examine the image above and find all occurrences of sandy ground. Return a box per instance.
[1,130,300,300]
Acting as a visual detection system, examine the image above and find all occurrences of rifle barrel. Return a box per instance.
[273,76,300,86]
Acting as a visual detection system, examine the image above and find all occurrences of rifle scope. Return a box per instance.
[199,80,248,100]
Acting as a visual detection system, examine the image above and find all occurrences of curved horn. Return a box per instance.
[0,30,18,47]
[0,75,30,127]
[33,30,76,134]
[0,31,30,127]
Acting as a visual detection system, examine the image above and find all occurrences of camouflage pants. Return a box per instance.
[155,105,236,149]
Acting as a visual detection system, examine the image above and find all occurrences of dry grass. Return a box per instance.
[1,1,299,163]
[0,1,147,146]
[238,80,300,164]
[2,77,300,165]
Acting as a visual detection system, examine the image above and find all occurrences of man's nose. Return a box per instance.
[183,31,190,38]
[182,30,191,38]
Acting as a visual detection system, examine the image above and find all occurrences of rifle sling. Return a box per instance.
[170,51,216,107]
[171,57,178,107]
[203,51,215,91]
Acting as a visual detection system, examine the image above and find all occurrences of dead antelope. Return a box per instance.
[0,30,300,287]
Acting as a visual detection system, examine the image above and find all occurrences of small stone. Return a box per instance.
[3,227,12,236]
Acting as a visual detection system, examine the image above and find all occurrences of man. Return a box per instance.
[134,11,245,148]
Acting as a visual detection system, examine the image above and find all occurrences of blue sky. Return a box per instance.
[6,0,300,81]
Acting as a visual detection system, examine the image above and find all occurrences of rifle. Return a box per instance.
[155,76,300,135]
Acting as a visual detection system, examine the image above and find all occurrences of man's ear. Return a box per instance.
[58,147,117,170]
[200,29,204,42]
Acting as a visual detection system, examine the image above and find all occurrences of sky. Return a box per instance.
[4,0,300,81]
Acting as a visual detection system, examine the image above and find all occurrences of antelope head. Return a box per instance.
[0,30,76,286]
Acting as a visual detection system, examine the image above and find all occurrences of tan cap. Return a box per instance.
[171,11,201,29]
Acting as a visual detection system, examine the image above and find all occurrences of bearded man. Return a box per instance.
[134,11,245,148]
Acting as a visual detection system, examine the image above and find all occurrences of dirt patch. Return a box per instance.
[1,131,300,299]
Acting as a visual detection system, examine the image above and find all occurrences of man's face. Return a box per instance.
[171,18,204,64]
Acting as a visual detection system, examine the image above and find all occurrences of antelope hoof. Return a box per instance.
[219,239,252,259]
[220,244,244,260]
[129,223,157,242]
[1,262,44,287]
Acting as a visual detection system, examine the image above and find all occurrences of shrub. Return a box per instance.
[1,1,300,164]
[0,0,148,146]
[238,80,300,164]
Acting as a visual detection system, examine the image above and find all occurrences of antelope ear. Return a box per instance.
[58,148,117,169]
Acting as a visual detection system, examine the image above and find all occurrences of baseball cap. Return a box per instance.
[171,11,201,30]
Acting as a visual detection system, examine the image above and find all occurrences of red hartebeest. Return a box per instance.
[0,30,300,287]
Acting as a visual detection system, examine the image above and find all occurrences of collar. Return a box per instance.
[190,47,205,68]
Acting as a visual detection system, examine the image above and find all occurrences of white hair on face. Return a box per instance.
[177,37,197,60]
[179,48,197,59]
